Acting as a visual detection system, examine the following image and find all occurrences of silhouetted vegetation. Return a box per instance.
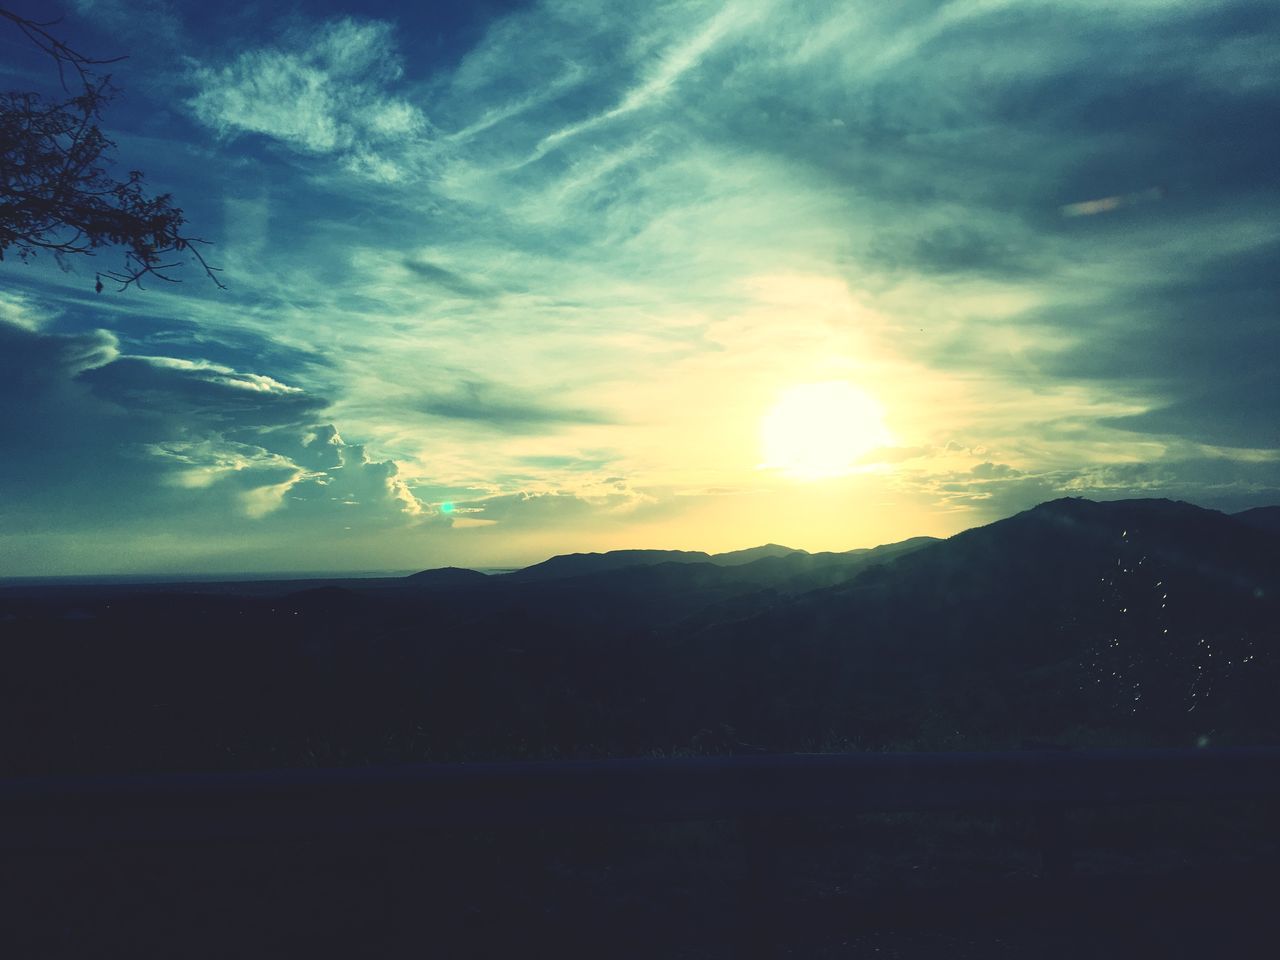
[0,7,221,289]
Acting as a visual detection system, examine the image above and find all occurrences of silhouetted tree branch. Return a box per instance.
[0,7,223,291]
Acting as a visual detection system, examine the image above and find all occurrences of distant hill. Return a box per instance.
[423,537,935,587]
[494,543,822,583]
[404,566,490,587]
[2,497,1276,776]
[500,549,714,582]
[709,544,806,566]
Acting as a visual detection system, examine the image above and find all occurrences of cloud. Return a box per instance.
[401,258,497,298]
[147,438,304,518]
[1102,374,1280,450]
[188,17,427,180]
[1027,238,1280,450]
[0,291,52,332]
[84,355,424,520]
[522,0,765,165]
[869,225,1041,279]
[0,318,423,553]
[9,0,1280,570]
[82,355,319,425]
[1060,186,1165,218]
[457,478,657,529]
[970,461,1020,480]
[903,455,1280,521]
[0,319,118,401]
[416,379,611,433]
[515,454,615,471]
[285,428,423,519]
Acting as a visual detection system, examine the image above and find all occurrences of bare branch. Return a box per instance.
[0,6,223,292]
[0,8,124,90]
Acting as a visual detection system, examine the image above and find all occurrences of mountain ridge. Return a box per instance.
[2,495,1278,775]
[408,538,939,586]
[403,497,1279,590]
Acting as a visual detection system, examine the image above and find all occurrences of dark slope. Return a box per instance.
[487,537,935,590]
[494,542,824,583]
[500,549,714,582]
[463,536,942,637]
[2,498,1276,774]
[404,566,490,587]
[676,498,1280,749]
[778,497,1276,633]
[1235,505,1280,535]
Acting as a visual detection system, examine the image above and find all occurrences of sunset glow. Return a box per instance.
[760,382,894,480]
[1,0,1276,576]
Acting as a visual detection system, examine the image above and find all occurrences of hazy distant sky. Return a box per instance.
[2,0,1277,575]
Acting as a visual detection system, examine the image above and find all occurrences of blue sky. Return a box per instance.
[2,0,1278,575]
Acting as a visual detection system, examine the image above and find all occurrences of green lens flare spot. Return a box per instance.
[440,501,455,514]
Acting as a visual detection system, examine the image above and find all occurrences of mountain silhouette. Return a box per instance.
[404,566,490,587]
[409,537,939,590]
[0,497,1275,774]
[672,497,1279,750]
[1235,505,1280,535]
[709,543,806,565]
[500,548,715,582]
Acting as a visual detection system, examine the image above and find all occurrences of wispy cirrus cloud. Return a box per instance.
[188,17,428,180]
[521,0,768,166]
[416,379,611,433]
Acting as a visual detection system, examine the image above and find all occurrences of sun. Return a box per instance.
[759,381,894,480]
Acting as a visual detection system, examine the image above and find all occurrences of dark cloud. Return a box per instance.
[872,225,1040,279]
[970,462,1019,479]
[0,320,421,541]
[1043,239,1280,379]
[1102,375,1280,450]
[1029,238,1280,448]
[81,357,326,429]
[119,318,325,386]
[401,258,498,298]
[907,1,1280,213]
[418,379,609,432]
[0,322,117,398]
[0,323,145,508]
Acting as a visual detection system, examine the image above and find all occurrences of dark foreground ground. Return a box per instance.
[5,802,1277,958]
[4,498,1278,955]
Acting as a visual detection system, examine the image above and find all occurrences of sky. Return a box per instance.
[1,0,1278,576]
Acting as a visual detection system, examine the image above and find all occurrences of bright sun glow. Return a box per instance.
[760,381,894,480]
